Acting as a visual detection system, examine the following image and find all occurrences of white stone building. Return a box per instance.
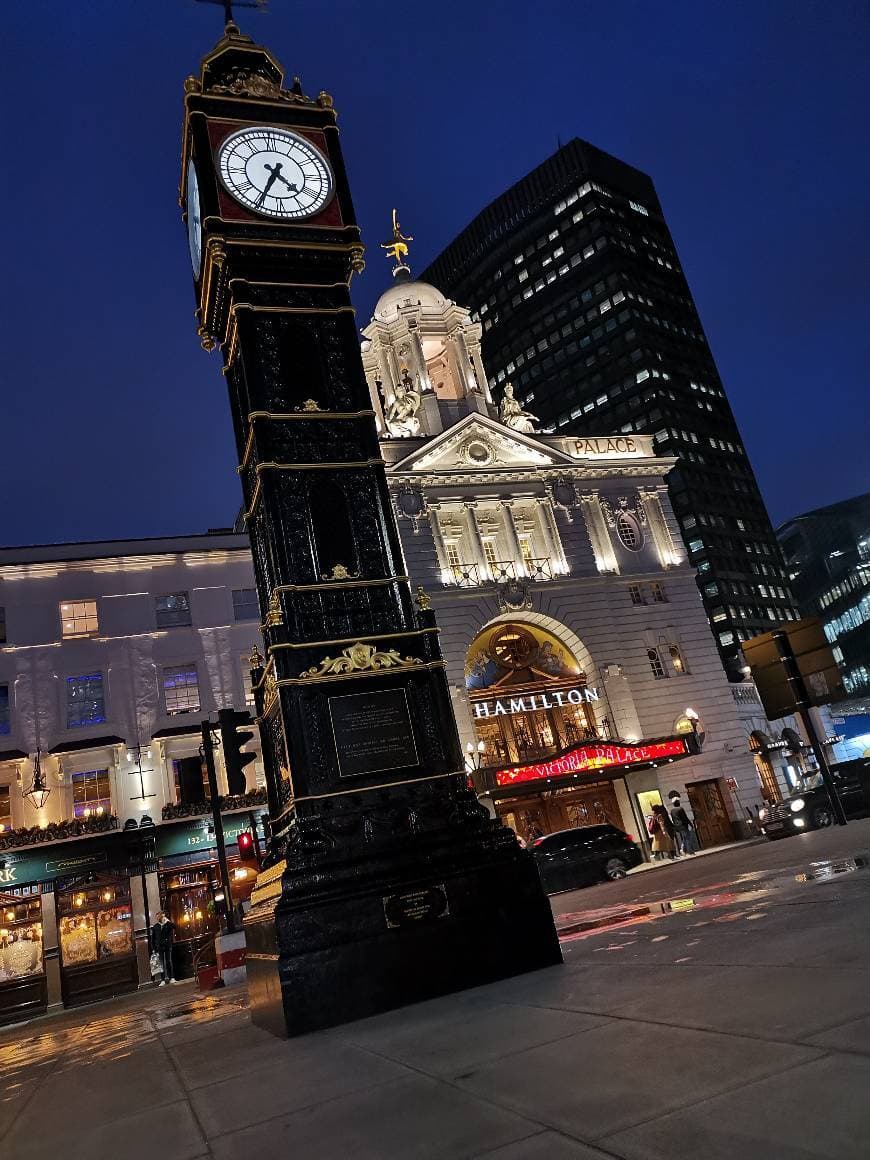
[361,264,804,846]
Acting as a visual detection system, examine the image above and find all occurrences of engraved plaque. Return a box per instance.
[383,884,449,929]
[329,687,419,778]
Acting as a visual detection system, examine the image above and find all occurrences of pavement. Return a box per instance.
[3,819,870,1159]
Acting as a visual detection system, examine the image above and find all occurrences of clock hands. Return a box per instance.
[257,161,300,206]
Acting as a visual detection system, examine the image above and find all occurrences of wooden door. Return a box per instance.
[686,780,735,848]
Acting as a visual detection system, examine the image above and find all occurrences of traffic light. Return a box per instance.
[218,708,256,795]
[236,830,255,861]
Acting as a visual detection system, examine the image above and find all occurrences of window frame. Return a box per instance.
[65,672,107,729]
[154,592,192,629]
[162,663,202,716]
[646,647,668,680]
[60,599,99,640]
[231,588,260,622]
[70,768,112,818]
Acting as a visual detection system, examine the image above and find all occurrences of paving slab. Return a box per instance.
[473,1130,619,1158]
[602,1053,870,1160]
[168,1019,305,1089]
[190,1038,411,1136]
[208,1073,540,1160]
[805,1012,870,1054]
[454,1018,822,1141]
[338,998,607,1078]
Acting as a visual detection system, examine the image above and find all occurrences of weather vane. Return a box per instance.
[194,0,268,28]
[380,209,413,273]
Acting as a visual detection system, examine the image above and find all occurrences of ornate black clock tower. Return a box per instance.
[180,21,560,1036]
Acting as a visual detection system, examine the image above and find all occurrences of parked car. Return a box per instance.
[531,824,643,893]
[759,758,870,840]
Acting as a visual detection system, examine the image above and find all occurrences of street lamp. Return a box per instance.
[23,749,51,811]
[465,739,486,773]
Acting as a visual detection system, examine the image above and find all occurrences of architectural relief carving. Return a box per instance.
[498,382,538,433]
[299,642,424,679]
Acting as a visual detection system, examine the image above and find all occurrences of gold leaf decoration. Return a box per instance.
[300,642,423,679]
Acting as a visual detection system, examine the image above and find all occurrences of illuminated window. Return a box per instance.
[482,539,498,568]
[241,659,256,709]
[155,592,191,628]
[60,600,99,639]
[445,542,461,568]
[669,644,689,674]
[162,665,201,716]
[0,784,10,830]
[71,769,111,819]
[628,584,645,605]
[0,684,8,736]
[66,674,106,729]
[650,582,668,603]
[519,537,535,568]
[647,648,667,679]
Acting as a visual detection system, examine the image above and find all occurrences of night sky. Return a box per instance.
[4,1,867,546]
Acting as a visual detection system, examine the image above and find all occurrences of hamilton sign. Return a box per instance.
[473,686,600,719]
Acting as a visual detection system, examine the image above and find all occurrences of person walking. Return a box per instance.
[648,804,675,861]
[150,910,176,986]
[668,791,698,854]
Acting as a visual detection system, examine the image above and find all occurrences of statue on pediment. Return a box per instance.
[499,382,538,433]
[384,369,422,436]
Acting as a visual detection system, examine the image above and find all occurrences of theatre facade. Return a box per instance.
[362,260,764,850]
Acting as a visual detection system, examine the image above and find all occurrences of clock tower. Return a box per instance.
[180,21,561,1037]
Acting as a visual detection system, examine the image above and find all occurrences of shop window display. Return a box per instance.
[57,879,134,967]
[0,895,43,982]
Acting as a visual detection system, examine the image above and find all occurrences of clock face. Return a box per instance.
[217,127,333,219]
[186,162,202,277]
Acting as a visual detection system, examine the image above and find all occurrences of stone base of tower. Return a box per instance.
[244,821,562,1038]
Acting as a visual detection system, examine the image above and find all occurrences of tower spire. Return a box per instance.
[380,208,414,280]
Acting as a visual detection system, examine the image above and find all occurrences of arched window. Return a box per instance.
[668,644,689,674]
[279,323,325,408]
[311,481,356,579]
[647,647,667,679]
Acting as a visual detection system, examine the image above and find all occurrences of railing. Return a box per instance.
[489,560,517,581]
[526,557,553,581]
[0,813,119,852]
[162,787,268,821]
[447,562,481,588]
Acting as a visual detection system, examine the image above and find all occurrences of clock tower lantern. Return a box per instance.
[180,21,560,1037]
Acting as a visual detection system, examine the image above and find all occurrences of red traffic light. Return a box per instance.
[237,831,255,858]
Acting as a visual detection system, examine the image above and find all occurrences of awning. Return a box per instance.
[48,735,124,756]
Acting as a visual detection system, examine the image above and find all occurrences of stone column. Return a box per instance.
[499,500,526,576]
[579,492,619,573]
[463,502,489,579]
[448,332,474,397]
[640,487,680,568]
[426,504,450,576]
[407,325,432,394]
[467,328,493,403]
[537,500,568,575]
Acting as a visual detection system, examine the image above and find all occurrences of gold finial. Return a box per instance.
[249,644,265,669]
[380,208,413,273]
[414,585,432,611]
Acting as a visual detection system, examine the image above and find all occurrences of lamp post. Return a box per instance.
[23,749,51,811]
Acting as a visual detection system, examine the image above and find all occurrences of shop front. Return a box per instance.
[481,736,694,846]
[0,831,145,1024]
[156,811,266,979]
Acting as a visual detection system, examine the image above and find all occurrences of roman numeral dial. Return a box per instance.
[217,126,333,220]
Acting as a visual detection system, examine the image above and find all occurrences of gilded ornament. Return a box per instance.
[414,586,432,611]
[322,563,359,581]
[208,68,302,102]
[299,642,423,679]
[299,399,324,412]
[249,644,265,669]
[380,209,413,269]
[265,590,283,627]
[197,325,216,352]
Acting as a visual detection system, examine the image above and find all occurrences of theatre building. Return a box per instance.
[0,532,265,1024]
[361,250,764,848]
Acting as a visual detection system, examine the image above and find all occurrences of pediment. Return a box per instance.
[388,414,574,473]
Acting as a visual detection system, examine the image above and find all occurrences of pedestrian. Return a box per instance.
[667,790,697,855]
[648,804,675,861]
[150,910,176,986]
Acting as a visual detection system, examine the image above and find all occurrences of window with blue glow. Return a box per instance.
[66,674,106,729]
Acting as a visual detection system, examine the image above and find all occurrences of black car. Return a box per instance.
[759,758,870,840]
[531,824,643,893]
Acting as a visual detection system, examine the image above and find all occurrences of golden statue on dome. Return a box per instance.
[380,208,414,273]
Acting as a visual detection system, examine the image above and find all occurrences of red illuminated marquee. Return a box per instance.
[494,738,689,788]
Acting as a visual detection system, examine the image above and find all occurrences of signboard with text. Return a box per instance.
[494,738,689,788]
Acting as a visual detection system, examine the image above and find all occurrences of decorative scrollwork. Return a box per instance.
[299,399,324,412]
[322,564,360,581]
[299,641,423,679]
[207,68,307,103]
[265,590,283,628]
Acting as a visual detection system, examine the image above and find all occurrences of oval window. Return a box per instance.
[616,511,643,551]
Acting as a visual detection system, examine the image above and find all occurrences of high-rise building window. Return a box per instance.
[232,588,259,622]
[66,674,106,729]
[155,593,192,628]
[60,600,99,639]
[71,769,111,818]
[0,684,9,736]
[647,648,667,679]
[162,665,201,715]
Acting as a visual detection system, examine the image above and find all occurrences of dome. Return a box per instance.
[373,277,449,322]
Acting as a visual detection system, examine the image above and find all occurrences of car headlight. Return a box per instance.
[789,797,806,813]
